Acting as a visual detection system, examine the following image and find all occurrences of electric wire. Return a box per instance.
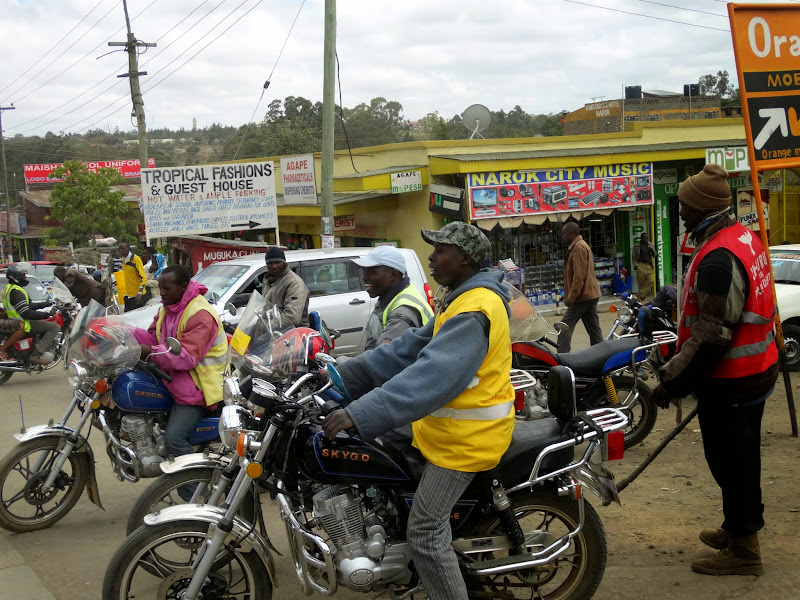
[561,0,730,31]
[335,52,359,173]
[232,0,306,160]
[0,0,109,97]
[632,0,726,18]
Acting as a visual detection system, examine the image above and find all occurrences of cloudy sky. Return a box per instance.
[0,0,790,139]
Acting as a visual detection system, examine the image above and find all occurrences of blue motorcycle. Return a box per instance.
[0,300,223,533]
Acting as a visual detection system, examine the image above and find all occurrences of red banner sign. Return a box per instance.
[23,159,156,184]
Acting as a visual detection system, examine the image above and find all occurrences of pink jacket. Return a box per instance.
[134,280,220,407]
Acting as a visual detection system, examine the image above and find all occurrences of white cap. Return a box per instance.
[352,246,406,275]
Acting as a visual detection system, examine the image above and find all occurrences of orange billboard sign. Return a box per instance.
[729,3,800,169]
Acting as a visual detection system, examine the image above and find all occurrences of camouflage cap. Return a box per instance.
[421,221,491,265]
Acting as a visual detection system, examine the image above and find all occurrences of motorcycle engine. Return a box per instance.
[120,415,165,477]
[312,485,412,592]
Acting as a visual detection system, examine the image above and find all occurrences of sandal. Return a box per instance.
[0,351,10,361]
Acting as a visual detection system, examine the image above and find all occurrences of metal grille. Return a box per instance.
[312,486,365,549]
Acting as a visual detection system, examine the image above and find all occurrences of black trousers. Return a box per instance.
[123,295,142,312]
[698,398,766,537]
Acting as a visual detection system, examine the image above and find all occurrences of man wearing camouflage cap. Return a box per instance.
[324,221,514,599]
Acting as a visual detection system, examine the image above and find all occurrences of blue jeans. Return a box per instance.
[165,402,207,457]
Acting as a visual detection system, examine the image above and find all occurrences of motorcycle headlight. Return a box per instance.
[219,405,245,448]
[66,361,87,389]
[618,306,633,324]
[222,377,242,406]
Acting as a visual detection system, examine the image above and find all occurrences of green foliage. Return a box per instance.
[45,160,135,247]
[414,112,451,141]
[698,70,738,99]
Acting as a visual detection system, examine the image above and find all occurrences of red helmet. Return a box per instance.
[79,318,132,366]
[269,327,332,376]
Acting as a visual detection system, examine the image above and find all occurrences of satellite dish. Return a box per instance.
[461,104,491,139]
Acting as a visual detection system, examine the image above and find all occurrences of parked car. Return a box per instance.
[0,274,49,304]
[769,245,800,370]
[122,247,432,356]
[0,261,63,288]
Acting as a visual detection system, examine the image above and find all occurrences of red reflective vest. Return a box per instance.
[677,222,777,378]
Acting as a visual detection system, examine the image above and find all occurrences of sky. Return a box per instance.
[0,0,794,139]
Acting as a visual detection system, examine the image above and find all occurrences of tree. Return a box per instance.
[698,70,736,98]
[414,112,451,140]
[45,160,134,246]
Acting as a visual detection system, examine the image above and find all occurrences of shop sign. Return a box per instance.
[466,163,653,220]
[679,233,696,255]
[333,215,356,232]
[23,159,156,184]
[729,171,783,191]
[739,205,769,226]
[355,224,379,238]
[0,213,26,234]
[729,5,800,168]
[280,154,317,205]
[653,169,678,185]
[706,146,750,171]
[140,161,277,237]
[391,170,423,194]
[429,183,464,218]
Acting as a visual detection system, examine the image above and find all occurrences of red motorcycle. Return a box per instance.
[0,278,78,384]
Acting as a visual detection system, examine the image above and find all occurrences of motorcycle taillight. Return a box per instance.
[604,430,625,461]
[659,344,669,357]
[514,389,525,412]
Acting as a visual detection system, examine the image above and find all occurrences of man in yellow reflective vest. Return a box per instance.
[2,266,59,365]
[352,245,433,350]
[324,222,514,600]
[134,265,227,465]
[116,241,147,312]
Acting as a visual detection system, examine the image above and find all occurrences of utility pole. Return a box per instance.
[320,0,336,248]
[109,0,155,171]
[0,104,15,261]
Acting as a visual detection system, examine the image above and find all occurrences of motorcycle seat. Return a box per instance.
[556,336,642,378]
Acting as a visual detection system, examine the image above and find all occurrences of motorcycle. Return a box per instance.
[508,285,676,448]
[0,276,77,384]
[0,300,225,533]
[103,341,629,600]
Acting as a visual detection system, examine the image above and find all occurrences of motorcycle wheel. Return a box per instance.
[587,375,657,448]
[0,372,12,385]
[126,467,257,536]
[0,436,88,533]
[782,324,800,371]
[466,490,606,600]
[102,519,272,600]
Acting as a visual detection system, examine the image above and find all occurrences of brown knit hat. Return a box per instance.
[678,163,731,211]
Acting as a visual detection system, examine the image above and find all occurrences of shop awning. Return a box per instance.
[474,207,619,230]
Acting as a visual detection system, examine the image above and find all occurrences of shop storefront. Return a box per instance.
[468,163,655,304]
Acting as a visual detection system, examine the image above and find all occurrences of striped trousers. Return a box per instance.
[407,462,476,600]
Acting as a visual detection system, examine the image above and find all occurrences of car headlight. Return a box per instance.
[618,306,633,324]
[219,405,245,448]
[66,361,87,389]
[222,377,242,406]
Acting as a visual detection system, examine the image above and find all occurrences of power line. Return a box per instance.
[561,0,730,31]
[0,0,109,97]
[633,0,726,18]
[233,0,307,160]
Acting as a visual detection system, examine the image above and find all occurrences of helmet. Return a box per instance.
[5,266,27,286]
[80,318,130,366]
[266,327,333,377]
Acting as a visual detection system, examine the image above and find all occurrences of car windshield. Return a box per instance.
[18,264,59,282]
[770,252,800,285]
[192,264,249,303]
[0,275,49,303]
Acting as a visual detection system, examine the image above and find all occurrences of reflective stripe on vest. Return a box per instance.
[677,222,777,378]
[429,400,514,421]
[381,284,433,329]
[156,295,227,405]
[2,284,31,332]
[412,286,515,473]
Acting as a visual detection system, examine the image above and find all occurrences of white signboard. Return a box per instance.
[739,206,769,227]
[391,170,423,194]
[280,154,317,205]
[141,162,277,237]
[333,215,356,232]
[706,146,750,172]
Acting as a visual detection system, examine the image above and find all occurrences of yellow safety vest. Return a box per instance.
[412,287,515,472]
[2,284,31,332]
[381,283,433,328]
[155,295,227,406]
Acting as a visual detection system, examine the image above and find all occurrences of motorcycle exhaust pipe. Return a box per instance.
[0,365,26,372]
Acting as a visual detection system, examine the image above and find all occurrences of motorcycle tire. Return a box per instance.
[0,372,12,385]
[782,323,800,372]
[0,436,88,533]
[102,519,272,600]
[466,489,606,600]
[126,467,258,536]
[586,375,656,448]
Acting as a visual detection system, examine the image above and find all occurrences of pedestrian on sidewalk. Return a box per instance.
[651,163,778,576]
[558,222,602,353]
[633,232,657,302]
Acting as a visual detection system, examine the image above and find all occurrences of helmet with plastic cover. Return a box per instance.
[5,266,27,287]
[77,317,140,369]
[505,282,548,342]
[246,326,332,379]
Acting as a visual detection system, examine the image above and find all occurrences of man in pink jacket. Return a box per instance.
[135,265,225,459]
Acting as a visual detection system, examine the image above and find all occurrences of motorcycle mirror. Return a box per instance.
[224,302,237,316]
[554,322,570,334]
[165,337,182,355]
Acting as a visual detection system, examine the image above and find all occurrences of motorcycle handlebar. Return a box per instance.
[138,359,173,383]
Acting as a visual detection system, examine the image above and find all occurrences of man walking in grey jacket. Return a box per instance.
[261,247,309,327]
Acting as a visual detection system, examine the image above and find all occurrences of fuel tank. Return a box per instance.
[294,423,414,484]
[112,370,174,412]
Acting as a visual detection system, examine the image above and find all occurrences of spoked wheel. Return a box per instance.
[588,376,657,448]
[467,490,606,600]
[126,468,257,536]
[782,324,800,371]
[0,436,88,533]
[102,520,272,600]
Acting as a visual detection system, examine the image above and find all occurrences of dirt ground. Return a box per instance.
[591,376,800,600]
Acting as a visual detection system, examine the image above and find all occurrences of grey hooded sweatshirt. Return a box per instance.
[339,269,510,442]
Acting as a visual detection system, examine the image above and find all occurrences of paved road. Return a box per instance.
[0,308,621,599]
